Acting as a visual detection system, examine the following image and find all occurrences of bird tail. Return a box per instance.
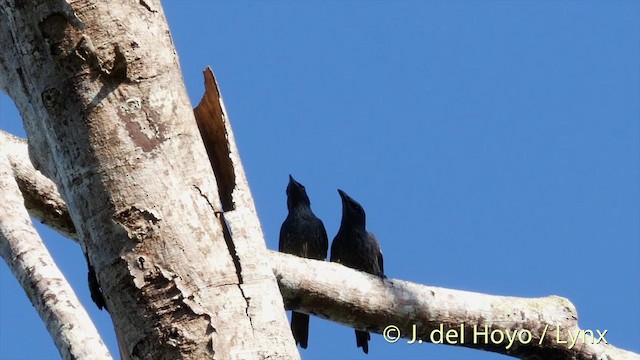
[356,330,370,354]
[291,312,310,349]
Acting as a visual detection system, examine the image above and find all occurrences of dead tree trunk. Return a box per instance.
[1,1,639,360]
[0,0,297,358]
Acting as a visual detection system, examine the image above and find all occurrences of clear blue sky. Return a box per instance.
[1,1,638,359]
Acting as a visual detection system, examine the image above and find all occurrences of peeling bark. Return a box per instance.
[193,68,299,356]
[0,1,297,358]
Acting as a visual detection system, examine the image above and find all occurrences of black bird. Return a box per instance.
[279,175,329,349]
[330,189,384,354]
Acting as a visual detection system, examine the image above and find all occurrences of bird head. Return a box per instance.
[338,189,366,229]
[286,175,311,210]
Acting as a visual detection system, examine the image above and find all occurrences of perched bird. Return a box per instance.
[330,189,384,354]
[279,175,329,349]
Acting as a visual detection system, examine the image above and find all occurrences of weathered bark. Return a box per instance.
[0,1,297,359]
[0,150,111,360]
[193,68,300,358]
[3,128,639,360]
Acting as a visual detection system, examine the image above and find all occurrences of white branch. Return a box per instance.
[0,149,112,360]
[272,252,639,360]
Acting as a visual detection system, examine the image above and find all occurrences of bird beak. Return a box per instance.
[337,189,349,203]
[288,175,304,192]
[289,175,302,188]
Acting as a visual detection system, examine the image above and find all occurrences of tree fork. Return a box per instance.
[0,1,297,358]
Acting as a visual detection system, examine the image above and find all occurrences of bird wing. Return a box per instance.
[378,249,384,277]
[368,232,384,277]
[317,219,329,260]
[278,220,288,252]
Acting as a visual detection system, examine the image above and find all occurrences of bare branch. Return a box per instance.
[0,150,111,360]
[272,252,638,360]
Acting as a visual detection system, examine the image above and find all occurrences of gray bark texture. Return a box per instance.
[0,0,298,359]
